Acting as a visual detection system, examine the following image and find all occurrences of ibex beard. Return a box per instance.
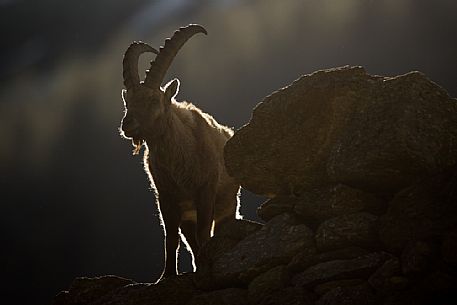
[119,24,241,281]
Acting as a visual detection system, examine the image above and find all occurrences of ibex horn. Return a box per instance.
[123,41,158,90]
[144,24,207,89]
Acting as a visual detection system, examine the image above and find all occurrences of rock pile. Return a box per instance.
[55,67,457,305]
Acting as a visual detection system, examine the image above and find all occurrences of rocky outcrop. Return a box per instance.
[55,67,457,305]
[224,66,457,197]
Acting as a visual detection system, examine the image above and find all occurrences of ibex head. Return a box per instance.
[120,24,207,153]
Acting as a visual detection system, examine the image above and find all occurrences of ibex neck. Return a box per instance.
[144,105,194,156]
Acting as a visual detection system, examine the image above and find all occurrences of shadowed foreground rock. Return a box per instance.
[195,213,314,289]
[379,168,457,251]
[54,276,135,305]
[54,275,197,305]
[258,184,385,227]
[315,212,380,251]
[292,252,391,287]
[56,67,457,305]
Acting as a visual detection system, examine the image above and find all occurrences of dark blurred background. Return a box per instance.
[1,0,456,304]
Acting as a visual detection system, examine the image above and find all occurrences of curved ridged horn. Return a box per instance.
[144,24,207,89]
[123,41,158,90]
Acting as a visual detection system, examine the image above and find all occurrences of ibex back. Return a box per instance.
[119,24,240,281]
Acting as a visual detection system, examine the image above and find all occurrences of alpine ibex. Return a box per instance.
[119,24,240,280]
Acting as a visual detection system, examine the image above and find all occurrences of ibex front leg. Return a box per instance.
[158,199,180,279]
[196,183,216,248]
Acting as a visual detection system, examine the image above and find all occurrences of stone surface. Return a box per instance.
[316,283,376,305]
[368,257,408,293]
[287,247,369,273]
[258,185,385,227]
[53,275,135,305]
[401,240,436,275]
[294,184,386,228]
[187,288,248,305]
[292,252,390,288]
[441,228,457,265]
[383,272,457,305]
[257,196,296,222]
[193,236,240,290]
[248,265,289,304]
[379,167,457,251]
[107,275,198,305]
[194,218,263,289]
[224,66,457,196]
[257,287,317,305]
[212,213,314,284]
[327,72,457,195]
[382,289,428,305]
[214,218,263,241]
[421,271,455,292]
[286,246,319,273]
[315,212,379,251]
[313,279,365,296]
[54,274,198,305]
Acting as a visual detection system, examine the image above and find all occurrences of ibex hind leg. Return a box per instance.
[180,221,198,271]
[195,185,216,248]
[213,186,240,235]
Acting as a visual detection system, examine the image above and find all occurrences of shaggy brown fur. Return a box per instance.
[119,25,240,281]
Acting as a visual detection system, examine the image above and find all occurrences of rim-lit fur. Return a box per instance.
[120,25,240,282]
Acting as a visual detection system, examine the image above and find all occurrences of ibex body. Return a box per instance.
[120,25,240,280]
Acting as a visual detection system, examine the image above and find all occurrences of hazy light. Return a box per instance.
[127,0,192,36]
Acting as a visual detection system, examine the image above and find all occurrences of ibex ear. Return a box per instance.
[164,79,180,102]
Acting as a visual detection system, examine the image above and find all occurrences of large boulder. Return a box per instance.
[224,66,457,196]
